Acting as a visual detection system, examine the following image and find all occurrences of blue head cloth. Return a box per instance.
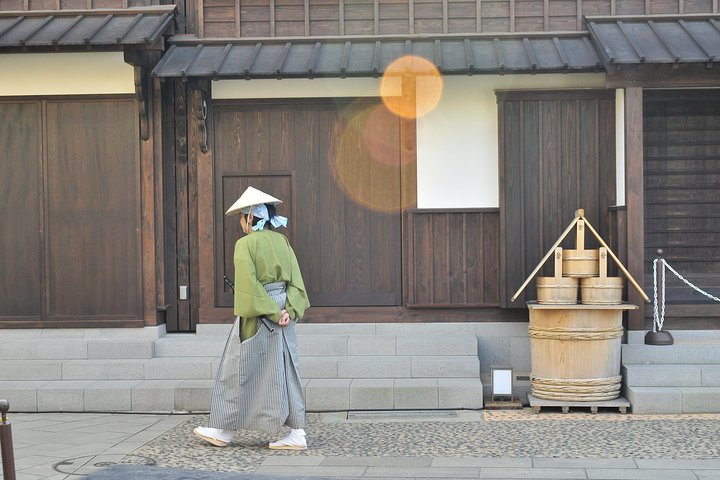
[242,204,288,231]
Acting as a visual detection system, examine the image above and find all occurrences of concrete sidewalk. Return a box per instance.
[1,409,720,480]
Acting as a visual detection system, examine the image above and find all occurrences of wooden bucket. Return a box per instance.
[536,277,578,304]
[562,249,599,277]
[581,277,623,305]
[528,306,624,401]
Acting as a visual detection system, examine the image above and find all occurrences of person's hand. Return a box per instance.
[278,309,290,326]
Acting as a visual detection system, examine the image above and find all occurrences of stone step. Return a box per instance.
[153,333,478,358]
[624,386,720,414]
[152,336,227,357]
[0,378,483,413]
[302,355,479,378]
[0,339,155,360]
[0,353,477,382]
[621,344,720,365]
[0,358,220,382]
[623,364,720,387]
[627,330,720,345]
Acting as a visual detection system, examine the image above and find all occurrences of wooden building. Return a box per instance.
[1,0,719,335]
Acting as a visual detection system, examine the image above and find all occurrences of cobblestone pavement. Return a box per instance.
[133,410,720,474]
[3,410,720,480]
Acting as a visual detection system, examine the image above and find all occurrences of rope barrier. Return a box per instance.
[531,376,622,401]
[528,325,624,340]
[653,258,720,332]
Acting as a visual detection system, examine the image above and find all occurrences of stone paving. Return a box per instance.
[2,410,720,479]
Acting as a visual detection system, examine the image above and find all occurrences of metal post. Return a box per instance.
[0,399,17,480]
[645,249,674,345]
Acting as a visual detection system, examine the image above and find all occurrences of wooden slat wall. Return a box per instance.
[45,100,142,321]
[406,209,500,307]
[0,102,42,321]
[0,98,144,326]
[642,90,720,328]
[197,0,720,37]
[498,90,616,308]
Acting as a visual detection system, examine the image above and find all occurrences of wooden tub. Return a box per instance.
[536,277,578,304]
[581,277,624,305]
[527,303,636,402]
[562,249,599,278]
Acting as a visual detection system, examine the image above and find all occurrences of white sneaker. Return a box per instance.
[268,428,307,450]
[193,426,234,447]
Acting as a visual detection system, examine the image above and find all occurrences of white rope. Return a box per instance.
[653,258,720,333]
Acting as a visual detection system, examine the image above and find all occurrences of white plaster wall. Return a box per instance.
[416,74,607,209]
[0,52,134,96]
[616,89,626,207]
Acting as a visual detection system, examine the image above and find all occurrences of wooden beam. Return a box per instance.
[400,75,418,307]
[625,86,645,329]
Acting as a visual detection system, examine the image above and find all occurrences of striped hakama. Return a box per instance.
[208,281,305,434]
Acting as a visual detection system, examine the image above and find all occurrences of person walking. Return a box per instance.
[193,186,311,450]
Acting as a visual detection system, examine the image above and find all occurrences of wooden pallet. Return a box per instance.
[527,394,630,414]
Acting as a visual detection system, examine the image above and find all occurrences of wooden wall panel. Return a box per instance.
[212,100,403,310]
[407,210,501,307]
[582,0,611,13]
[45,100,141,320]
[649,0,679,12]
[615,0,645,12]
[498,90,616,308]
[643,90,720,327]
[195,0,716,36]
[0,0,24,10]
[0,102,42,320]
[684,0,713,12]
[310,0,341,34]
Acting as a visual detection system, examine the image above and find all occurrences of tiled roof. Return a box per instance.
[587,15,720,66]
[152,34,603,79]
[0,6,175,49]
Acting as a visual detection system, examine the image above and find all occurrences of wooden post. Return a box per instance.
[554,248,563,278]
[0,400,16,480]
[576,220,585,250]
[625,87,645,329]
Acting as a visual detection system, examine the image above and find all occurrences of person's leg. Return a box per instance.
[269,325,307,450]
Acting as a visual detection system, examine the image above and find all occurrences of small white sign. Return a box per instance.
[492,369,513,396]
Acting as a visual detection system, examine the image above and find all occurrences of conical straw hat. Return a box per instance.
[225,186,283,216]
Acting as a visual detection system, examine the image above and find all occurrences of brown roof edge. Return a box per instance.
[585,13,720,22]
[165,31,593,45]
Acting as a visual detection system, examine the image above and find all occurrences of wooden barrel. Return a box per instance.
[528,305,624,401]
[562,249,599,277]
[581,277,623,305]
[536,277,578,304]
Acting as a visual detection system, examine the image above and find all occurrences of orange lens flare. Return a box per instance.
[380,55,443,119]
[327,101,413,213]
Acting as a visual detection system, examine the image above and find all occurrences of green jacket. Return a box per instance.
[233,229,310,341]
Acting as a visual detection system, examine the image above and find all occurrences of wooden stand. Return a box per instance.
[528,394,630,414]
